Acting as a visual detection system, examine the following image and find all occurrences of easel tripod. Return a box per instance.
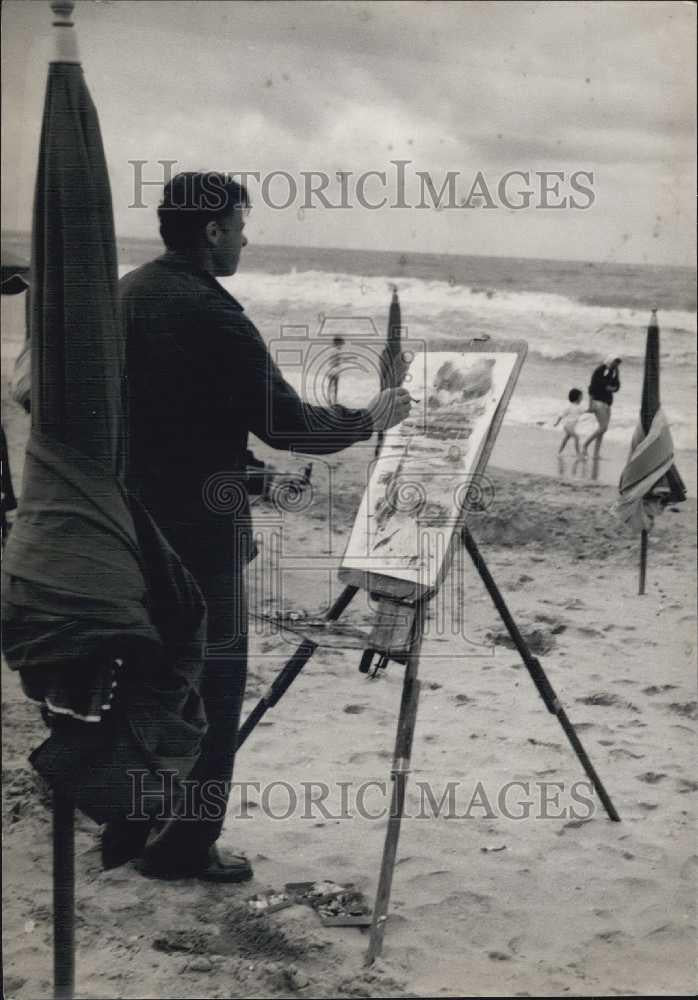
[237,522,620,964]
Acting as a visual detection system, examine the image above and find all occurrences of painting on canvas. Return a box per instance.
[340,347,524,594]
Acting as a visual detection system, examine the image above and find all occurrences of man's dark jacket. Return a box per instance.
[588,363,620,406]
[120,252,374,551]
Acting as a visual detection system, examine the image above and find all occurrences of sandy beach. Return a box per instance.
[2,0,696,993]
[2,360,696,998]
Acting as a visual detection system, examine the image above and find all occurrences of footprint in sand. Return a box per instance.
[534,614,567,635]
[488,626,557,655]
[343,704,366,714]
[574,625,604,639]
[347,748,391,764]
[412,888,493,917]
[557,818,593,835]
[453,694,474,707]
[663,701,698,721]
[595,929,624,943]
[576,692,639,713]
[636,771,668,784]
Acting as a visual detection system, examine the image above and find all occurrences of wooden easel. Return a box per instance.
[238,339,619,961]
[237,520,620,964]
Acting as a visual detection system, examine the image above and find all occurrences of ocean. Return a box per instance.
[213,244,696,455]
[3,233,696,490]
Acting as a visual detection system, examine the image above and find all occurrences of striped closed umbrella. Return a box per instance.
[617,309,686,592]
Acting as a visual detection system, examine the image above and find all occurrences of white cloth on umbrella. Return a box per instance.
[615,408,675,532]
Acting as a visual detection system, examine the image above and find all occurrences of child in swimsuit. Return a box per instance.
[554,388,584,454]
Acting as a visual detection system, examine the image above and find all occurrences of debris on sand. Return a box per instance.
[286,880,372,926]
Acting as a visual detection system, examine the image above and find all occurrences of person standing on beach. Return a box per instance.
[326,335,345,405]
[583,355,622,456]
[115,172,411,881]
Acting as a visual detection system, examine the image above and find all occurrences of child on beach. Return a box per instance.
[554,388,584,454]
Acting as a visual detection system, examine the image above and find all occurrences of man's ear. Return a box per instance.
[204,219,220,246]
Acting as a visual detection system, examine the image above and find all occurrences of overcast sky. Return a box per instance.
[2,0,695,265]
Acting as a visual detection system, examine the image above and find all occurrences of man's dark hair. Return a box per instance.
[158,172,249,251]
[568,387,583,403]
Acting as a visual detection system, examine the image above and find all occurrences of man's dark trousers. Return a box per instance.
[141,514,252,869]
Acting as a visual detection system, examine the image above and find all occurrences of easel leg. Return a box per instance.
[236,585,359,750]
[461,526,620,822]
[366,603,425,965]
[53,793,75,1000]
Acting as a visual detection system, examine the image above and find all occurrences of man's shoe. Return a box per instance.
[198,846,254,883]
[135,844,253,883]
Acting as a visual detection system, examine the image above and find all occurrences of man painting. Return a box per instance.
[114,172,410,880]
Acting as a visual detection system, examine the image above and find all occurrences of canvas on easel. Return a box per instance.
[340,339,528,601]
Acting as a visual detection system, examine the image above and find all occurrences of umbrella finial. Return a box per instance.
[50,1,75,21]
[49,0,79,63]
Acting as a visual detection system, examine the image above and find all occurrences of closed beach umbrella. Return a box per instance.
[13,5,122,993]
[638,311,686,503]
[30,2,124,470]
[618,309,686,592]
[382,285,403,389]
[374,286,403,456]
[1,5,205,996]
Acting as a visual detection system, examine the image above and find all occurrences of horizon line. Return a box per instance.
[1,228,695,272]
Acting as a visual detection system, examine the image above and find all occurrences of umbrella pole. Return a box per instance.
[53,792,75,1000]
[639,528,648,595]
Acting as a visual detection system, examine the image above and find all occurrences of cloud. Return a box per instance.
[1,0,695,264]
